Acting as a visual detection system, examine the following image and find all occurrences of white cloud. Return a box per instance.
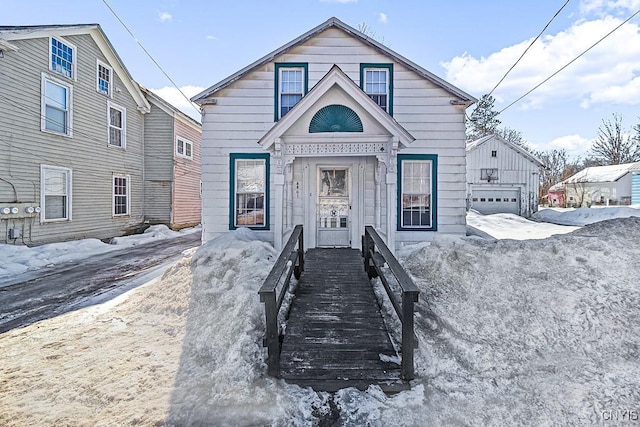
[150,85,204,122]
[157,11,173,22]
[206,35,218,41]
[550,134,591,151]
[442,16,640,110]
[580,0,640,15]
[378,13,388,24]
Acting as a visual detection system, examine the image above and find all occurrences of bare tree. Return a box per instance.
[496,126,533,152]
[357,22,389,46]
[589,113,640,165]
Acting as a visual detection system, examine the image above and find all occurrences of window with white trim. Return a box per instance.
[50,37,76,79]
[230,154,269,229]
[108,102,126,148]
[275,63,307,120]
[113,175,130,216]
[41,74,72,136]
[97,60,112,96]
[41,165,72,222]
[398,155,437,230]
[176,136,193,160]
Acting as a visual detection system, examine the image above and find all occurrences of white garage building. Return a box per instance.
[466,135,544,217]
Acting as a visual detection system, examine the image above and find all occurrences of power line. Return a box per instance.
[488,0,571,97]
[100,0,200,116]
[498,8,640,115]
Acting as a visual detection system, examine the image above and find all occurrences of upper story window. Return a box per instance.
[360,63,394,115]
[176,136,193,160]
[41,73,72,137]
[491,150,497,157]
[97,60,112,96]
[50,37,76,80]
[274,63,308,121]
[107,102,126,148]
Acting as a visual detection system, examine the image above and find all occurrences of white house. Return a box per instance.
[192,17,476,251]
[561,162,640,207]
[466,134,543,217]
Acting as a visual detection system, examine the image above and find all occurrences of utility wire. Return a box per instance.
[488,0,571,97]
[101,0,200,116]
[498,8,640,115]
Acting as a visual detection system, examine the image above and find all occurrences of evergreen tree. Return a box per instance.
[466,94,501,141]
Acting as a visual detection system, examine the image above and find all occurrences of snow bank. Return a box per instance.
[400,217,640,425]
[533,205,640,226]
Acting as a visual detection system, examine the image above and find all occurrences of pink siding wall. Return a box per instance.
[172,118,202,229]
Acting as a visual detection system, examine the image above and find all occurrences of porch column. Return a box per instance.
[374,161,382,229]
[386,172,396,252]
[285,163,293,230]
[274,173,285,251]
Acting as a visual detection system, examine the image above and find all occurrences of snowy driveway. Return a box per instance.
[0,231,201,333]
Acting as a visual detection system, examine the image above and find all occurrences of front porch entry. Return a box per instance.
[317,166,350,247]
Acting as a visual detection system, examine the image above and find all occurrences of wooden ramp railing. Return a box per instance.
[259,225,419,393]
[258,225,304,376]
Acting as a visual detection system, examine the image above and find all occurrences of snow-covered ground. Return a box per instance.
[0,224,200,283]
[1,210,639,426]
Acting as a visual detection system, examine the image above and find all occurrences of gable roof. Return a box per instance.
[191,17,476,105]
[0,24,150,113]
[257,65,415,149]
[467,134,544,167]
[563,162,640,184]
[139,84,202,132]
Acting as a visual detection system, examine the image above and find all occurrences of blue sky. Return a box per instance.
[5,0,640,158]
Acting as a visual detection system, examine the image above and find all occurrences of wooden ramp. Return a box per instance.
[279,248,409,393]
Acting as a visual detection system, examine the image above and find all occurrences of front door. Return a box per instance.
[317,167,350,247]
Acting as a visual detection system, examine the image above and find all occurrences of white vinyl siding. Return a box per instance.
[40,165,72,222]
[113,175,130,216]
[176,136,193,160]
[107,102,126,148]
[41,73,72,136]
[96,60,112,96]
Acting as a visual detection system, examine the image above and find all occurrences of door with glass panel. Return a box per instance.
[317,167,350,247]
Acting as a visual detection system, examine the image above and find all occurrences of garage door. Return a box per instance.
[471,189,520,215]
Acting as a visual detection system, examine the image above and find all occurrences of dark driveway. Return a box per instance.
[0,231,201,334]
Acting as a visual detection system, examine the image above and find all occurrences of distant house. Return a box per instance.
[547,182,566,207]
[558,162,640,207]
[0,25,200,246]
[140,86,202,230]
[192,17,476,251]
[466,135,543,217]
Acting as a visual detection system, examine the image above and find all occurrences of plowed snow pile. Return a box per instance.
[1,219,639,426]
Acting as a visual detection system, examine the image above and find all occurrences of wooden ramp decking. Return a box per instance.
[279,248,409,393]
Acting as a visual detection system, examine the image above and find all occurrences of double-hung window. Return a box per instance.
[113,175,130,216]
[398,155,437,230]
[41,165,72,222]
[230,153,269,229]
[97,60,112,96]
[274,63,308,120]
[41,74,72,136]
[176,137,193,160]
[360,63,393,114]
[50,37,76,80]
[108,102,126,148]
